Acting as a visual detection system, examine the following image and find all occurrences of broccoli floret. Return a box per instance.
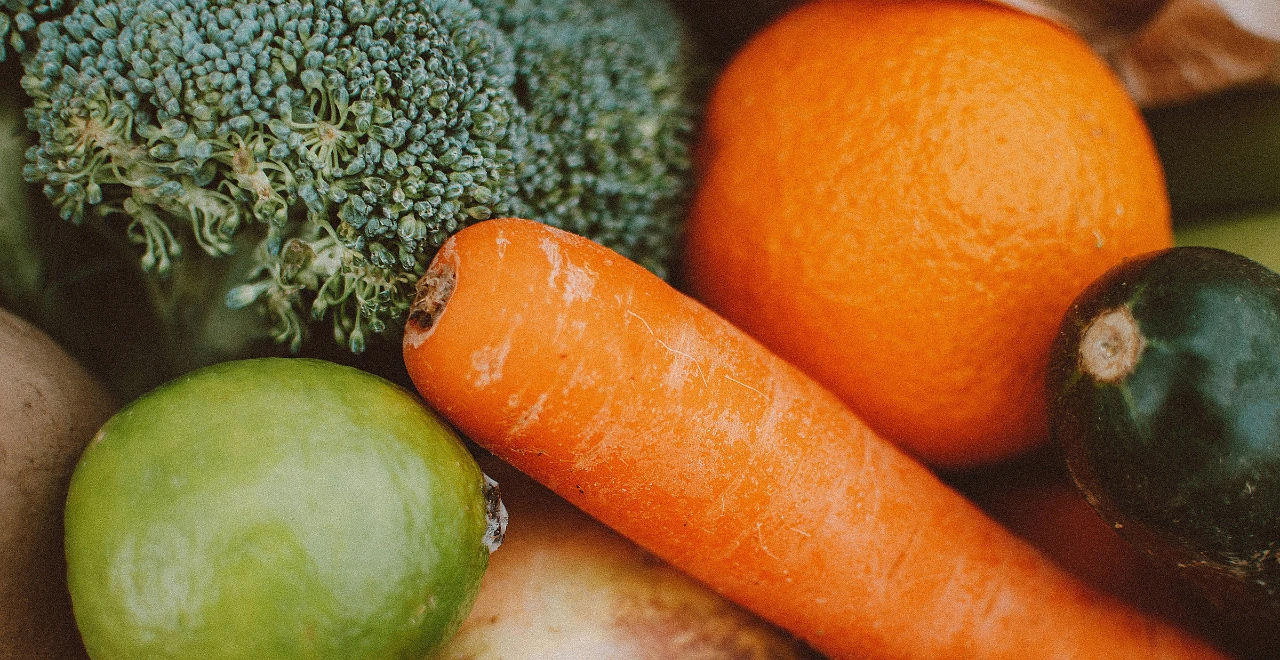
[472,0,698,278]
[21,0,702,354]
[0,0,65,61]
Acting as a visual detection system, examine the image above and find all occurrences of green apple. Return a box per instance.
[64,358,504,659]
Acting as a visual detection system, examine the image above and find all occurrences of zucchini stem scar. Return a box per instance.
[1079,307,1145,384]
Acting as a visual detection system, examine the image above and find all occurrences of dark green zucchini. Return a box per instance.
[1047,246,1280,616]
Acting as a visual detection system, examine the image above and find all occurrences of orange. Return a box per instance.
[680,0,1172,467]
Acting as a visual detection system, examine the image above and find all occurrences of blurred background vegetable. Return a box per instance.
[1175,208,1280,273]
[1146,84,1280,219]
[998,0,1279,107]
[0,306,114,660]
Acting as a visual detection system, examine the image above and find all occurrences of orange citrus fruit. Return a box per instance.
[680,0,1173,467]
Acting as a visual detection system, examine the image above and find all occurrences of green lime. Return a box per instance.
[64,358,504,659]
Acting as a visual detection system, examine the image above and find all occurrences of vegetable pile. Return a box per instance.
[4,0,1280,658]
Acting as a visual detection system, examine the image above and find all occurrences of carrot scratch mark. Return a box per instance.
[757,522,780,561]
[626,309,708,386]
[791,527,811,538]
[723,374,766,397]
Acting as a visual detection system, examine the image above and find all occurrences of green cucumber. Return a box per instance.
[1047,246,1280,615]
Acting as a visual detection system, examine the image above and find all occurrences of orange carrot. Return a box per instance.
[953,451,1280,659]
[950,451,1211,631]
[401,218,1225,660]
[439,451,822,660]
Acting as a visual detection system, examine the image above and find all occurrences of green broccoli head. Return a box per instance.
[21,0,701,354]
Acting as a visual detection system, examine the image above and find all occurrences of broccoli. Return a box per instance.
[20,0,703,354]
[0,0,64,61]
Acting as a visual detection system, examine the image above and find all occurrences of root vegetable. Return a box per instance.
[0,307,115,659]
[401,218,1227,660]
[439,452,821,660]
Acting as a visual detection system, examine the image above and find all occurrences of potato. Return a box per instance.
[0,307,115,659]
[438,452,821,660]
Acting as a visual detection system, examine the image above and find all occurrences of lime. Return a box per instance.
[64,358,504,659]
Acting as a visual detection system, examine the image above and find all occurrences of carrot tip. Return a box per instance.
[409,261,457,332]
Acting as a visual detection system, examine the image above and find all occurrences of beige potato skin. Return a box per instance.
[439,454,822,660]
[0,308,115,659]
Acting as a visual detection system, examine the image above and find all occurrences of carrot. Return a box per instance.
[953,450,1280,660]
[401,218,1226,660]
[439,450,822,660]
[950,450,1210,630]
